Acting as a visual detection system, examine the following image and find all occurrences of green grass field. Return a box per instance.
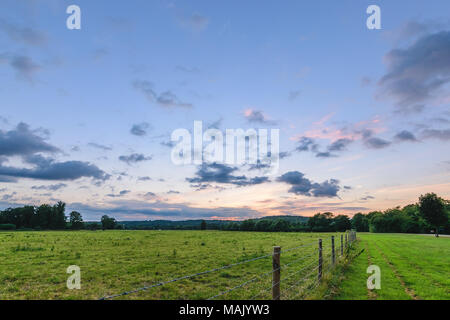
[334,233,450,300]
[0,230,448,300]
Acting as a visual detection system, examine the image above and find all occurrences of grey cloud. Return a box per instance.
[279,151,291,159]
[277,171,341,198]
[244,110,276,125]
[88,142,112,151]
[186,162,269,187]
[119,153,152,165]
[364,137,391,149]
[133,80,193,108]
[421,129,450,141]
[295,137,352,158]
[137,176,152,181]
[130,122,151,136]
[0,123,60,156]
[160,140,176,148]
[32,183,67,191]
[355,129,392,149]
[384,20,447,45]
[295,137,318,152]
[142,192,157,199]
[248,161,271,171]
[0,155,110,181]
[107,190,131,198]
[310,179,341,197]
[315,152,335,158]
[394,104,425,115]
[0,52,41,80]
[378,31,450,109]
[328,138,353,152]
[394,130,418,142]
[0,19,47,46]
[2,192,17,201]
[0,175,17,183]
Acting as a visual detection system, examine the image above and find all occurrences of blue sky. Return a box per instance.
[1,0,449,220]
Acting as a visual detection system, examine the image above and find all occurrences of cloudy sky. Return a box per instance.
[1,0,449,221]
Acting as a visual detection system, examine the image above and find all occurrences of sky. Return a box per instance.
[0,0,449,221]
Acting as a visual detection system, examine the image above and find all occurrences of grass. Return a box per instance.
[332,233,450,300]
[0,231,448,300]
[0,230,341,300]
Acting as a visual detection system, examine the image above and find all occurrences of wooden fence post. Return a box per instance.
[340,234,343,256]
[272,246,281,300]
[318,239,322,282]
[331,236,335,266]
[345,233,348,248]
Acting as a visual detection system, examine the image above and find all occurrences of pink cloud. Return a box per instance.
[291,114,386,143]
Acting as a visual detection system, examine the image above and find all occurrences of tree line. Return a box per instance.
[202,193,450,236]
[0,201,121,231]
[351,193,449,236]
[0,193,448,235]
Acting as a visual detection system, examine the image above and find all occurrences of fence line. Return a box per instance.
[100,231,357,300]
[251,257,318,300]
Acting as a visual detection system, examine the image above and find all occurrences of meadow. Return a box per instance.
[333,233,450,300]
[0,230,448,300]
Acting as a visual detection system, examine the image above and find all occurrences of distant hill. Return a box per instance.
[253,215,309,223]
[120,215,309,230]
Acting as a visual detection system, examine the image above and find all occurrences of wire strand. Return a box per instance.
[100,251,273,299]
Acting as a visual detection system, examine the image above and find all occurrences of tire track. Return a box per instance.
[377,240,449,294]
[372,242,420,300]
[364,240,378,300]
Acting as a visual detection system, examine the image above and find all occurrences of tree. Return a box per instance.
[86,222,101,231]
[333,215,352,232]
[52,201,67,229]
[200,220,207,230]
[101,215,117,230]
[255,219,272,232]
[35,204,53,229]
[240,219,256,231]
[271,219,290,232]
[352,213,369,232]
[308,212,334,232]
[69,211,84,230]
[419,193,448,237]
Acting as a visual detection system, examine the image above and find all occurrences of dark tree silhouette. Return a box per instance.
[69,211,84,230]
[419,193,448,237]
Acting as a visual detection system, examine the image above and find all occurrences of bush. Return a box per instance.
[0,224,16,230]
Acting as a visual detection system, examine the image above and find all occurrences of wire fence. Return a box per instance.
[99,230,357,300]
